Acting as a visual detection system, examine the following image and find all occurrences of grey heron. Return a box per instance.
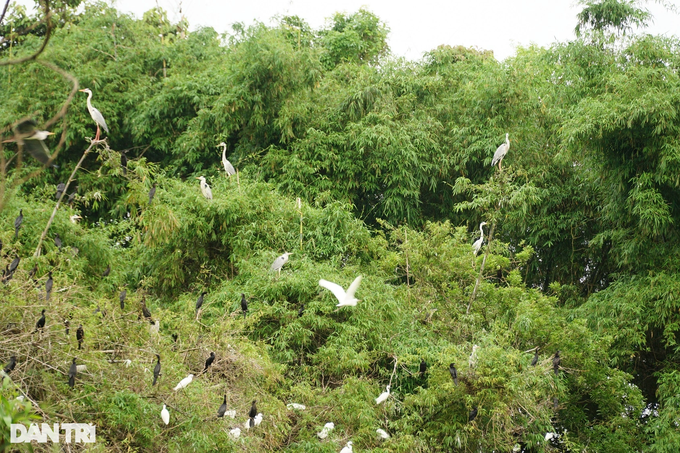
[79,88,109,141]
[491,133,510,170]
[270,252,291,275]
[196,176,212,200]
[319,275,362,307]
[8,119,55,166]
[472,222,487,256]
[218,142,236,176]
[149,183,157,204]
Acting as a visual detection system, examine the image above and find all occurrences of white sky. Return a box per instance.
[16,0,680,61]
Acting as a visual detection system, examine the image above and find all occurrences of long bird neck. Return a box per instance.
[86,91,94,110]
[479,224,484,239]
[505,134,510,146]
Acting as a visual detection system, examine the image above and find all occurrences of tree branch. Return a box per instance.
[0,1,53,67]
[0,0,10,27]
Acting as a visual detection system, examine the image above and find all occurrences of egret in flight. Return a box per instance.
[319,276,362,307]
[196,176,212,200]
[472,222,487,256]
[491,133,510,170]
[79,89,109,141]
[218,142,236,176]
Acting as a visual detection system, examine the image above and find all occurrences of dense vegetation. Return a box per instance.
[1,0,680,451]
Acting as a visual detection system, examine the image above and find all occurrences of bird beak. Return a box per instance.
[78,89,86,92]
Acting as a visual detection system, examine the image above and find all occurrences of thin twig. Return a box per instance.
[0,3,53,66]
[0,0,10,27]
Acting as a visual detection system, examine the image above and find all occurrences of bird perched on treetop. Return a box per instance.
[240,293,248,319]
[449,363,458,386]
[472,222,487,256]
[195,291,206,316]
[203,352,215,372]
[491,133,510,170]
[79,88,109,142]
[45,272,53,301]
[14,210,23,239]
[3,356,16,375]
[218,142,236,176]
[76,324,84,350]
[531,348,539,366]
[375,385,390,405]
[152,354,161,386]
[68,358,77,389]
[270,252,291,275]
[196,176,212,200]
[34,309,46,333]
[173,374,193,391]
[148,183,157,204]
[319,276,362,307]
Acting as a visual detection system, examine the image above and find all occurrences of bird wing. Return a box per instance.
[23,138,52,165]
[345,275,363,299]
[319,279,346,303]
[90,107,109,133]
[491,143,508,166]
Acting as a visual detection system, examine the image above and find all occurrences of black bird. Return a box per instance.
[152,354,161,386]
[241,293,248,319]
[76,324,84,349]
[298,304,305,317]
[217,395,227,418]
[64,319,70,335]
[67,191,76,206]
[171,333,178,343]
[449,363,458,386]
[3,356,16,374]
[248,400,257,426]
[553,351,561,375]
[55,182,65,200]
[531,348,539,367]
[468,406,478,422]
[34,309,46,333]
[196,291,206,315]
[28,265,37,281]
[54,233,62,250]
[14,210,23,239]
[68,358,77,389]
[119,288,127,310]
[45,272,53,301]
[120,151,128,175]
[419,359,427,378]
[102,265,111,277]
[149,183,157,204]
[204,352,215,372]
[141,297,152,320]
[0,238,3,253]
[8,256,19,274]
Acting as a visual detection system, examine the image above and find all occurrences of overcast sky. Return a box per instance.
[18,0,680,60]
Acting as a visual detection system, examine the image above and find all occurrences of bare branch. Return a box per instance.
[0,0,10,27]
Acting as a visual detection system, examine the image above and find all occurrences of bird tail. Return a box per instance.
[153,376,158,386]
[69,376,74,388]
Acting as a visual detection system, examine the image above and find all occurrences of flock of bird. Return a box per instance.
[0,87,570,450]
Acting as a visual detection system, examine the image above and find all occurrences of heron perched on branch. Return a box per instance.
[270,252,291,276]
[196,176,212,200]
[491,133,510,170]
[218,142,236,176]
[7,119,55,166]
[79,88,109,141]
[472,222,487,256]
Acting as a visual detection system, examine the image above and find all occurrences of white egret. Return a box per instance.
[79,89,109,141]
[472,222,487,256]
[319,275,362,307]
[161,405,169,425]
[376,428,390,439]
[317,422,334,439]
[70,214,82,224]
[270,252,292,275]
[196,176,213,200]
[218,142,236,176]
[491,133,510,170]
[375,385,390,405]
[340,440,353,453]
[228,427,241,439]
[286,403,306,410]
[253,413,263,426]
[173,373,194,391]
[75,364,87,373]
